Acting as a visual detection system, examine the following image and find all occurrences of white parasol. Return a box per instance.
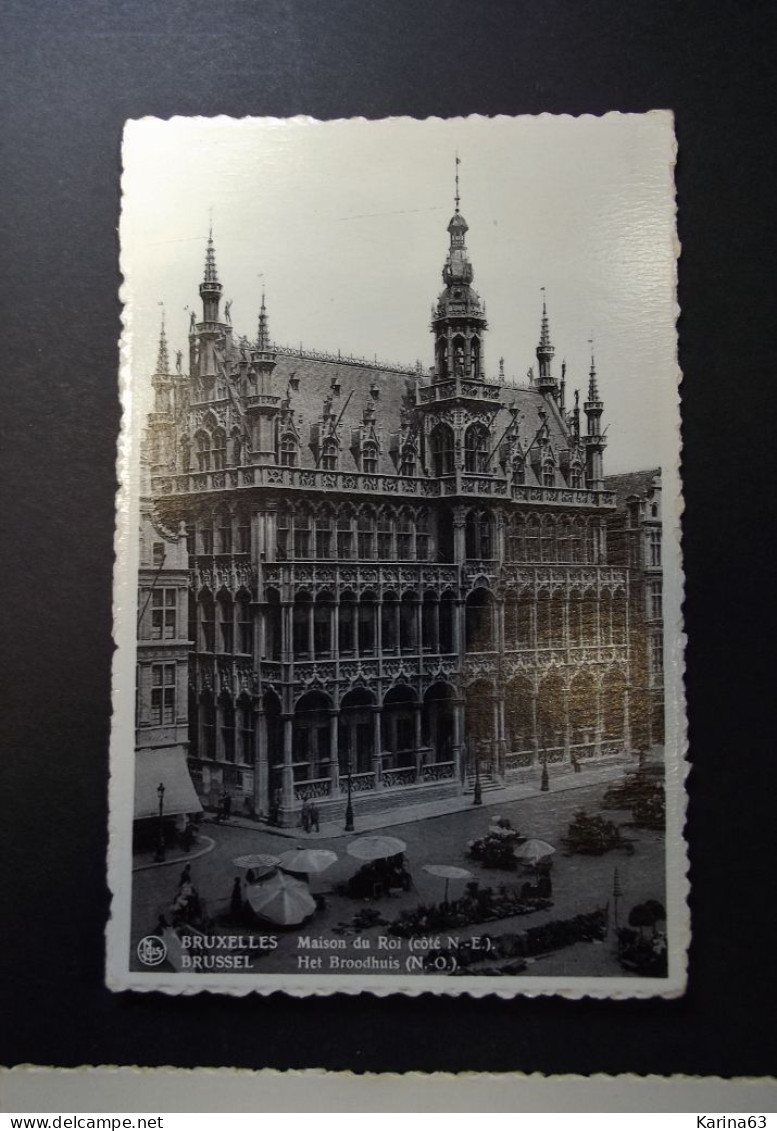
[422,863,473,903]
[346,835,407,862]
[245,872,316,927]
[232,853,281,870]
[278,848,338,875]
[514,838,556,865]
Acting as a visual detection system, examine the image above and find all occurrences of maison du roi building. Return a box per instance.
[134,201,665,828]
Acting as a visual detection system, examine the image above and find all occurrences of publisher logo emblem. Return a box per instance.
[137,935,167,967]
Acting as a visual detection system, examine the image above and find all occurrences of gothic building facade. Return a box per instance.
[138,200,650,826]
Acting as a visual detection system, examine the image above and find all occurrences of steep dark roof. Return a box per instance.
[270,350,575,479]
[603,468,661,514]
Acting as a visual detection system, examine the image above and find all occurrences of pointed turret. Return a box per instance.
[583,346,606,490]
[151,315,172,415]
[431,156,487,382]
[535,291,558,400]
[155,315,170,376]
[257,291,270,351]
[199,228,223,323]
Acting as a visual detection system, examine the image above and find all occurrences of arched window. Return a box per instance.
[377,509,393,558]
[466,588,494,652]
[217,590,233,653]
[293,691,332,779]
[396,510,413,559]
[399,444,416,477]
[357,510,375,560]
[436,336,449,380]
[231,428,242,466]
[237,695,254,765]
[219,693,235,762]
[362,442,378,475]
[212,428,227,471]
[315,510,333,559]
[541,516,556,562]
[336,508,353,560]
[557,518,570,562]
[198,591,215,652]
[276,507,290,559]
[236,591,252,654]
[338,591,357,655]
[381,592,399,652]
[293,591,313,658]
[216,508,232,555]
[470,336,481,378]
[338,689,376,775]
[569,461,583,489]
[512,456,526,486]
[294,508,311,558]
[321,437,338,471]
[507,514,524,562]
[358,591,377,655]
[195,431,211,472]
[542,458,555,488]
[313,592,333,657]
[525,516,540,561]
[464,423,490,473]
[280,432,298,468]
[400,592,417,652]
[465,510,492,559]
[200,692,216,758]
[430,424,455,477]
[452,335,465,377]
[382,686,417,768]
[416,509,430,560]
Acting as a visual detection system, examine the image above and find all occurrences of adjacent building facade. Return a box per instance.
[136,201,660,826]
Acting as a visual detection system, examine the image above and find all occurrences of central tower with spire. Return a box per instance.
[431,157,487,383]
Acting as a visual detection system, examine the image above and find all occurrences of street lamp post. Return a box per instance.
[540,743,549,792]
[473,739,483,806]
[155,781,166,862]
[344,755,354,832]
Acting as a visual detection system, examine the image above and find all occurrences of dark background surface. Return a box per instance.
[1,0,775,1076]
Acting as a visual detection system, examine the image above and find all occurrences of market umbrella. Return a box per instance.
[346,835,407,862]
[514,839,556,865]
[278,848,338,875]
[232,853,281,880]
[245,872,316,927]
[422,863,473,904]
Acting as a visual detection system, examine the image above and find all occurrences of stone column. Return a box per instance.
[562,685,571,762]
[328,709,340,794]
[623,682,632,754]
[594,684,603,757]
[254,708,268,817]
[414,596,422,656]
[432,600,440,654]
[414,702,423,777]
[281,713,294,818]
[372,706,383,788]
[453,505,467,565]
[452,698,464,783]
[530,689,539,764]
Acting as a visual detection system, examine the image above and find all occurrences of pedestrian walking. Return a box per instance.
[300,799,311,833]
[178,863,192,889]
[230,876,243,922]
[222,792,232,821]
[310,802,320,832]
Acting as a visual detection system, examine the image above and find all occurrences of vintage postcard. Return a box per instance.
[108,112,687,997]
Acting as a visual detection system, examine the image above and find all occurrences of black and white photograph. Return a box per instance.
[108,112,686,997]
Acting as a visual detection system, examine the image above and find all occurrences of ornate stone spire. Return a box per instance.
[199,225,223,323]
[203,226,219,286]
[431,155,487,382]
[583,341,606,490]
[155,312,170,375]
[535,289,557,399]
[257,291,270,351]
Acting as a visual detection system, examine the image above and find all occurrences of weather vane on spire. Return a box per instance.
[454,152,461,213]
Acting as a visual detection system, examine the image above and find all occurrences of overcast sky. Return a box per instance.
[121,113,678,475]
